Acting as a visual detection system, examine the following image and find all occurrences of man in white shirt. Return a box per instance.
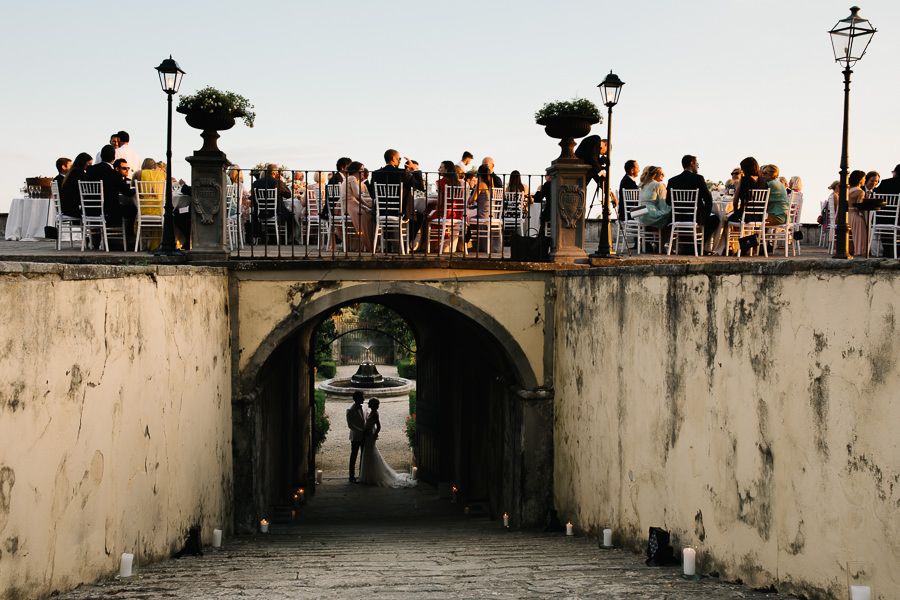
[456,151,473,172]
[95,133,119,165]
[115,131,141,179]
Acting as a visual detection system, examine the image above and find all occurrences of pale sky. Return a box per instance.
[2,0,897,224]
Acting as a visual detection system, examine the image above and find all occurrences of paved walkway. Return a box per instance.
[50,478,794,600]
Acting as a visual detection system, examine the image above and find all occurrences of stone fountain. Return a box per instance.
[317,346,414,400]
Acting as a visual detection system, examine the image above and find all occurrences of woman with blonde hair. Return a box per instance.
[228,166,252,229]
[760,164,788,225]
[637,165,670,230]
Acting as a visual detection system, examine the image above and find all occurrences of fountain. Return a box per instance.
[317,345,415,400]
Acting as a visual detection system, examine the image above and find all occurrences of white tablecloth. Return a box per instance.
[5,197,52,240]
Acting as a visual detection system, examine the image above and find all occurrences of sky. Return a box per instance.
[2,0,898,225]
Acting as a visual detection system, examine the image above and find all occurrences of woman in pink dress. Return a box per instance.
[846,169,867,256]
[344,161,374,251]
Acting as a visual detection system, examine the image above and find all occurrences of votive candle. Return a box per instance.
[566,522,574,536]
[683,547,697,576]
[260,519,269,533]
[119,553,134,578]
[603,528,612,547]
[503,512,509,527]
[850,586,871,600]
[212,528,222,548]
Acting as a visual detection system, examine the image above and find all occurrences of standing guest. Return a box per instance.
[637,165,670,247]
[369,149,425,246]
[846,169,868,256]
[115,131,140,178]
[344,161,375,251]
[54,157,71,188]
[83,145,137,249]
[666,155,718,255]
[457,151,474,172]
[874,164,900,195]
[95,133,120,165]
[60,152,92,218]
[481,156,504,188]
[760,164,788,225]
[863,171,880,198]
[729,157,767,223]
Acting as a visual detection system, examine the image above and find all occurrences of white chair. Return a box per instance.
[304,187,325,249]
[373,182,409,255]
[78,180,125,252]
[254,187,287,245]
[325,183,354,252]
[426,185,468,255]
[867,193,900,258]
[50,180,82,250]
[619,189,659,254]
[726,188,769,257]
[667,189,703,256]
[502,191,527,238]
[133,179,166,251]
[225,183,244,251]
[767,192,800,257]
[470,188,504,256]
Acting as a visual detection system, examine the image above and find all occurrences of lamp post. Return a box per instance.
[591,71,624,258]
[829,7,876,259]
[152,55,186,256]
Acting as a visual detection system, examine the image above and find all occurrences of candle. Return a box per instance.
[503,512,509,527]
[566,522,574,536]
[451,486,458,503]
[119,553,134,578]
[411,467,418,480]
[850,586,872,600]
[603,528,612,547]
[683,547,697,576]
[260,519,269,533]
[299,488,305,503]
[316,469,323,484]
[212,528,222,548]
[464,506,470,516]
[291,510,296,520]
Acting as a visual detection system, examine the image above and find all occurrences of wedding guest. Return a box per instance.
[847,169,868,256]
[424,160,467,253]
[60,152,92,217]
[468,164,500,253]
[54,157,71,188]
[457,151,473,171]
[637,166,670,245]
[819,180,839,232]
[369,149,425,245]
[725,167,742,196]
[481,156,504,188]
[729,157,767,223]
[250,164,294,241]
[95,133,119,165]
[667,155,718,254]
[228,166,252,230]
[874,164,900,195]
[344,161,375,251]
[863,171,880,198]
[115,131,140,178]
[83,145,137,249]
[618,160,639,209]
[760,164,788,225]
[788,176,803,195]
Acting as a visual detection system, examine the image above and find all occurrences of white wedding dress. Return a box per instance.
[358,411,417,488]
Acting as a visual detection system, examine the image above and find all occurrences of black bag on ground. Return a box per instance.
[44,226,58,240]
[645,526,676,566]
[738,234,759,254]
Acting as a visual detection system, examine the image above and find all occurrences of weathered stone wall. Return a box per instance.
[552,262,899,599]
[0,263,232,600]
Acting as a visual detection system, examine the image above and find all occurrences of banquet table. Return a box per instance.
[711,195,735,255]
[5,197,53,240]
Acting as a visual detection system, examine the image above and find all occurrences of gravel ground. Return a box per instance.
[316,365,415,477]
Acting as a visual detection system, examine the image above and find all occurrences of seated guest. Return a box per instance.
[324,157,352,222]
[60,152,93,217]
[618,160,639,214]
[847,169,868,256]
[54,157,71,188]
[369,149,425,245]
[344,161,375,251]
[874,164,900,195]
[760,164,788,225]
[481,156,504,188]
[228,166,252,230]
[637,166,670,242]
[667,155,719,254]
[863,171,880,198]
[729,157,767,222]
[250,164,293,241]
[83,145,137,248]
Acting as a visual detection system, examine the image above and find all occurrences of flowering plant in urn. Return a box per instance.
[177,86,256,128]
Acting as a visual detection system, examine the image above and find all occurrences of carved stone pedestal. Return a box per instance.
[185,151,229,262]
[547,160,591,264]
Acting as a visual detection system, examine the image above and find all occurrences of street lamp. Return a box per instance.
[828,6,876,259]
[591,71,624,258]
[152,55,186,255]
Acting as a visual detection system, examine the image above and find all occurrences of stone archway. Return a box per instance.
[232,284,553,532]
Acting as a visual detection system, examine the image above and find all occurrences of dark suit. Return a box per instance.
[369,165,425,241]
[574,135,609,188]
[618,175,638,219]
[875,177,900,195]
[83,163,137,241]
[60,171,86,218]
[250,175,293,239]
[667,170,719,248]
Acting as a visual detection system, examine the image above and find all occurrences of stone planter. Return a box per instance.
[177,107,238,154]
[537,115,600,162]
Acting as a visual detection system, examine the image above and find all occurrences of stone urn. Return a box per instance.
[176,107,238,154]
[537,115,600,162]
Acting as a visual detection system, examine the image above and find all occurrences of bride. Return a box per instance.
[359,398,417,488]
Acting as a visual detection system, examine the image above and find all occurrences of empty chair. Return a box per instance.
[373,182,409,254]
[78,180,126,252]
[50,180,82,250]
[667,189,703,256]
[304,187,325,249]
[133,179,166,251]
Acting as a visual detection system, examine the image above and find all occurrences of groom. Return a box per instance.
[346,391,366,483]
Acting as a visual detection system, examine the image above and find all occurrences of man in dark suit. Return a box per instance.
[369,149,424,248]
[618,159,639,219]
[83,145,137,248]
[666,155,719,255]
[874,164,900,195]
[250,164,293,241]
[53,157,71,188]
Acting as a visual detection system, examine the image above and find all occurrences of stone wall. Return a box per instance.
[0,263,232,600]
[551,261,899,599]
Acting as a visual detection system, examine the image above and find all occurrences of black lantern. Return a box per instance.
[151,56,186,256]
[591,71,624,259]
[828,7,876,259]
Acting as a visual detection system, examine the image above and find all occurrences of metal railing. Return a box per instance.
[224,168,547,261]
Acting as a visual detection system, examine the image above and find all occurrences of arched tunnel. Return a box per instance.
[232,288,554,532]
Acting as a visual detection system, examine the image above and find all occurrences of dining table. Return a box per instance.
[711,193,735,255]
[5,197,53,240]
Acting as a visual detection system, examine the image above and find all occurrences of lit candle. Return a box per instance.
[850,586,872,600]
[316,469,323,484]
[212,528,222,548]
[603,528,612,547]
[566,522,574,536]
[293,494,299,509]
[299,488,305,503]
[464,506,470,516]
[451,486,458,503]
[260,519,269,533]
[683,547,697,576]
[291,510,296,520]
[411,467,418,480]
[119,553,134,578]
[503,512,509,527]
